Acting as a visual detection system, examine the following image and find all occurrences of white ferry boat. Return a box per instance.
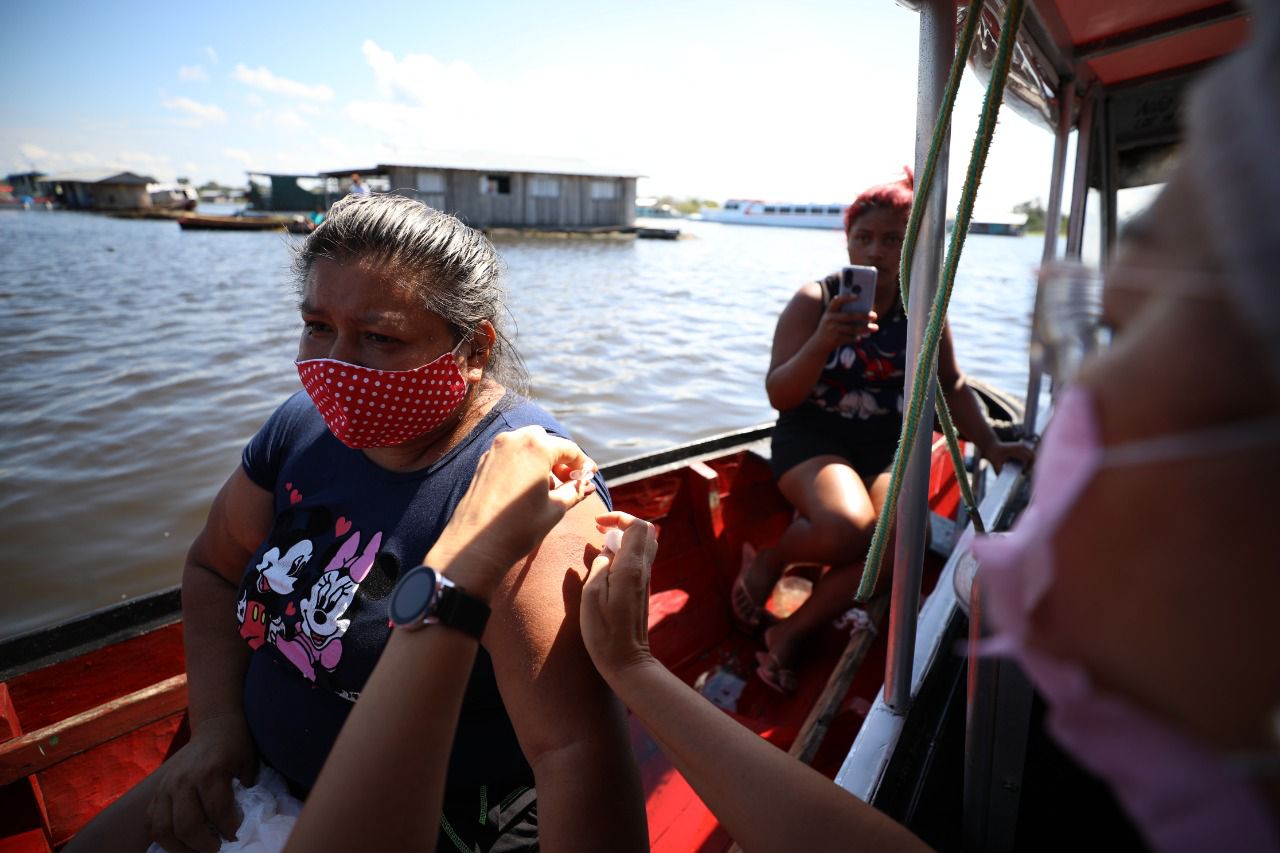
[699,199,846,229]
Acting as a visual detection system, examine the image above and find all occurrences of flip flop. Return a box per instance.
[755,651,798,695]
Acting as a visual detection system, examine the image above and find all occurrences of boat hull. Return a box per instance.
[0,386,1025,850]
[177,214,289,231]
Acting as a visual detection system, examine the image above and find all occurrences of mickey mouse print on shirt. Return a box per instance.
[236,480,393,697]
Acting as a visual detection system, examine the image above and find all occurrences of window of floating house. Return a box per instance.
[479,175,512,195]
[416,172,446,193]
[589,180,618,200]
[530,177,560,198]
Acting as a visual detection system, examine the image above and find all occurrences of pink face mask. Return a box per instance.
[296,342,469,449]
[971,385,1280,853]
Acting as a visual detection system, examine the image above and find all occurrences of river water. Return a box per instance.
[0,208,1043,640]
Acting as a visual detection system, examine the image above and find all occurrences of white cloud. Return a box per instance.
[233,63,333,101]
[244,92,265,107]
[342,40,899,199]
[275,111,308,130]
[179,64,208,81]
[360,40,484,104]
[297,103,323,117]
[19,142,51,161]
[113,149,173,177]
[222,148,256,168]
[162,96,226,127]
[205,45,219,64]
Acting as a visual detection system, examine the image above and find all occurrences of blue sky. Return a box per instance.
[2,0,1060,211]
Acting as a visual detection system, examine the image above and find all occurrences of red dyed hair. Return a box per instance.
[843,167,914,237]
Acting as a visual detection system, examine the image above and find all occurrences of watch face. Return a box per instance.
[390,566,438,627]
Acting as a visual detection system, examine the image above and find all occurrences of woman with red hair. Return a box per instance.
[735,169,1033,692]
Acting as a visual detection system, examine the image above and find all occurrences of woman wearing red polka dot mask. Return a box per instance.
[294,201,515,459]
[66,192,646,853]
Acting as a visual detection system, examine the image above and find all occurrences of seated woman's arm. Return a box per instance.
[471,494,650,852]
[766,282,877,411]
[582,514,932,853]
[937,324,1035,471]
[286,427,609,853]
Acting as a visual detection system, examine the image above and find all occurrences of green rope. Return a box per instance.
[857,0,1025,600]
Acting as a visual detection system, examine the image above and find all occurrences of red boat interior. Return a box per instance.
[0,438,963,852]
[608,440,962,853]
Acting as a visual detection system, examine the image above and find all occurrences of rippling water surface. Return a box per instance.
[0,209,1043,638]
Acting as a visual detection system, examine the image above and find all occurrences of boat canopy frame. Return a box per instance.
[842,1,1249,846]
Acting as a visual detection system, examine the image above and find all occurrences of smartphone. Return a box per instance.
[839,265,877,314]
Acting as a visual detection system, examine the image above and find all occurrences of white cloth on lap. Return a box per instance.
[145,765,302,853]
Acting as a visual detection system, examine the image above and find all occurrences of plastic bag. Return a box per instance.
[145,765,302,853]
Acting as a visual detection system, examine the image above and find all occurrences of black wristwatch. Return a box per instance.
[389,565,491,639]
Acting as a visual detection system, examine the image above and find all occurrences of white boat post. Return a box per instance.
[885,0,954,717]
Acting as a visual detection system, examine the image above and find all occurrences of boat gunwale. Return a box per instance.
[0,423,780,683]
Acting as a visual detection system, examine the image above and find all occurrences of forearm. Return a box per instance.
[607,660,930,853]
[530,708,648,853]
[181,562,251,731]
[941,375,1000,455]
[287,627,479,853]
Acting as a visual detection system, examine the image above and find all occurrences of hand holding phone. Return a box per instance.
[838,265,877,314]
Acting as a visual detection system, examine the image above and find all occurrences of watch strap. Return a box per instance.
[432,581,491,640]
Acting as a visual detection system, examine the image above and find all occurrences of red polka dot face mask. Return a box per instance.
[296,343,469,449]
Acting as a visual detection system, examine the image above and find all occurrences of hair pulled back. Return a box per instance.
[843,167,915,237]
[294,193,528,393]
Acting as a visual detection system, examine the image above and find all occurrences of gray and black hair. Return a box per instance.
[293,193,528,393]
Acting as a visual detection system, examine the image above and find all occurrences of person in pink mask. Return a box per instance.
[68,193,646,853]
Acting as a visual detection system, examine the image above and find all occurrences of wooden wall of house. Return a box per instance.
[388,166,636,230]
[93,184,152,210]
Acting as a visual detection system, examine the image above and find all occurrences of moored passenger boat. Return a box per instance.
[700,199,847,229]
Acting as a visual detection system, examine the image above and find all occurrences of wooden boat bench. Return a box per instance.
[0,622,189,850]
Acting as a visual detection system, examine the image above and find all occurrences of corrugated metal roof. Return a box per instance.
[40,170,157,185]
[319,152,643,180]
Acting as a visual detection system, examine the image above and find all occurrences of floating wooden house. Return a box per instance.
[245,172,331,213]
[320,157,640,230]
[37,171,157,211]
[5,172,47,199]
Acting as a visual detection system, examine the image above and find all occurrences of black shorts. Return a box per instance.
[439,784,538,853]
[770,405,902,481]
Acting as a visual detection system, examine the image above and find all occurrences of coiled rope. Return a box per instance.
[856,0,1027,601]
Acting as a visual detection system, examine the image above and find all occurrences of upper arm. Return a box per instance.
[186,466,275,587]
[768,282,824,374]
[482,491,628,761]
[936,322,964,391]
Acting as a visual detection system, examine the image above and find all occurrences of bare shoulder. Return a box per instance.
[487,491,605,654]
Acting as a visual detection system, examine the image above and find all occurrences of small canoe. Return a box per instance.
[0,385,1019,851]
[177,214,290,232]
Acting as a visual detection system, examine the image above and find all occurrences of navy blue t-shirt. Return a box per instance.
[234,389,609,793]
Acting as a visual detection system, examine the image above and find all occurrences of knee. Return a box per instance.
[809,509,875,560]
